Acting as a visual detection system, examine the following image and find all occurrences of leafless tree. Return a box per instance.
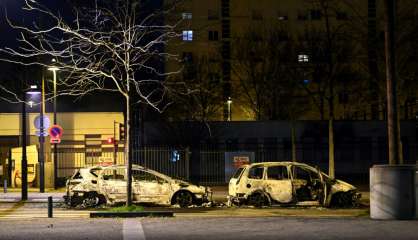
[167,54,224,121]
[0,0,182,206]
[298,0,365,178]
[232,26,302,120]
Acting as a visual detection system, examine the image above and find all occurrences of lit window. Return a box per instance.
[182,12,192,20]
[298,54,309,63]
[182,30,193,41]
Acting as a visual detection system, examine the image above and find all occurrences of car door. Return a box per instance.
[98,168,127,200]
[244,166,265,193]
[291,165,323,202]
[264,165,293,203]
[132,170,165,203]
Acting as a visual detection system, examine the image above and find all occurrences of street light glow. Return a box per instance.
[48,67,59,71]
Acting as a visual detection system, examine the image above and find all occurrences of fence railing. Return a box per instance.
[51,140,418,185]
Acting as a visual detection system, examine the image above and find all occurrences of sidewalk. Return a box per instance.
[0,188,65,203]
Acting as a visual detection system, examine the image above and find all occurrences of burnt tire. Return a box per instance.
[247,192,269,208]
[81,192,103,208]
[174,191,194,208]
[330,192,355,208]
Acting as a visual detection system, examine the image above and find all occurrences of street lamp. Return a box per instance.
[227,97,232,121]
[26,86,45,192]
[48,59,59,189]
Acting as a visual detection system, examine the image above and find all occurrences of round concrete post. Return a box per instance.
[370,165,416,220]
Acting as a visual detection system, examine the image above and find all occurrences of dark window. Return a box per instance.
[292,166,312,181]
[336,11,348,20]
[182,52,193,62]
[132,170,157,182]
[252,10,263,20]
[233,167,244,179]
[208,10,219,20]
[208,30,219,41]
[297,10,309,20]
[248,167,264,179]
[267,166,289,180]
[310,9,322,20]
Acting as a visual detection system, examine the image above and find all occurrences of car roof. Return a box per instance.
[243,161,318,170]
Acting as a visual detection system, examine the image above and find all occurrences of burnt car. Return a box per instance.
[65,164,212,208]
[64,166,106,207]
[228,162,361,208]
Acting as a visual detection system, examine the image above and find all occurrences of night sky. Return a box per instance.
[0,0,125,113]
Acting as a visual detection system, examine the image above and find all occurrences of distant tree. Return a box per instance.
[297,0,365,178]
[232,26,302,121]
[166,54,224,121]
[0,0,182,206]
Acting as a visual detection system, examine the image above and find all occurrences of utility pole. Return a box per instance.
[384,0,401,165]
[21,90,28,201]
[39,72,45,193]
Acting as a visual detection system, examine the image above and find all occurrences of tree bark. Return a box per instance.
[291,120,297,162]
[126,95,132,206]
[384,0,401,165]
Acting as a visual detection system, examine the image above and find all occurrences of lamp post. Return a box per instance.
[27,85,43,192]
[48,60,59,189]
[21,90,28,201]
[227,97,232,121]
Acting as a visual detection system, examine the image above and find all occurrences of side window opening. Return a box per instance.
[267,166,289,180]
[102,168,126,181]
[132,170,157,182]
[293,167,312,181]
[248,167,264,179]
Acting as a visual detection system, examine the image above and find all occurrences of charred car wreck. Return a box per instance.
[65,164,212,208]
[228,162,361,208]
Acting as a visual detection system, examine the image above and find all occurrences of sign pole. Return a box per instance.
[39,72,45,193]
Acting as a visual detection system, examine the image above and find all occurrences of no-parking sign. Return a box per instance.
[48,124,63,143]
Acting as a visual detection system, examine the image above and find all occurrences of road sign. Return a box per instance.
[34,115,51,130]
[35,130,49,137]
[49,125,63,144]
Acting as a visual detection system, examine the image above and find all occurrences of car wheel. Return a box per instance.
[247,192,269,207]
[330,192,355,208]
[174,191,194,208]
[81,192,101,208]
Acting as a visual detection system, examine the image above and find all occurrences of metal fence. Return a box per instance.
[53,140,418,185]
[55,146,190,181]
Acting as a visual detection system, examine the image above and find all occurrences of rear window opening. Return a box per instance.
[232,167,244,179]
[72,171,83,179]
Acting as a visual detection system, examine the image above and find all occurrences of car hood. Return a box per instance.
[332,179,357,192]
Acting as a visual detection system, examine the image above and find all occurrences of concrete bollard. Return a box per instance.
[48,196,53,218]
[3,179,7,193]
[370,165,416,220]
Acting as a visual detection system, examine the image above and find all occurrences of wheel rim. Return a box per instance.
[249,193,265,207]
[82,195,99,208]
[176,192,193,207]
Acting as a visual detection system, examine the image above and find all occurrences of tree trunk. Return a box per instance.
[125,95,132,206]
[328,117,335,178]
[291,120,297,162]
[384,0,401,165]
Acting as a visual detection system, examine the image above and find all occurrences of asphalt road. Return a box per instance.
[0,217,417,240]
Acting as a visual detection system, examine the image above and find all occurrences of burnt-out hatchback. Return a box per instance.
[64,166,106,207]
[228,162,361,208]
[96,165,212,207]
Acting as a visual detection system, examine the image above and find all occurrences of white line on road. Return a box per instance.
[123,219,146,240]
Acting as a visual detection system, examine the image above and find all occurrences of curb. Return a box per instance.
[90,211,174,218]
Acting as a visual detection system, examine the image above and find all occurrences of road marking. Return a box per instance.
[123,219,146,240]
